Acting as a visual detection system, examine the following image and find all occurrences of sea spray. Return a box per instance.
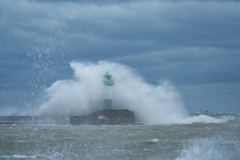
[179,114,228,124]
[38,61,187,124]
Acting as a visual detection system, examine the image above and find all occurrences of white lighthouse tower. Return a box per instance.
[103,72,114,110]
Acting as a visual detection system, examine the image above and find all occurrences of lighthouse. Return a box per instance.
[103,72,114,110]
[69,71,135,125]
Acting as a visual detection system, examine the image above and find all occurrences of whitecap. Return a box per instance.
[179,115,227,124]
[149,138,159,143]
[0,155,38,159]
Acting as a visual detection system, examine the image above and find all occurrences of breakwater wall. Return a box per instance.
[0,109,135,125]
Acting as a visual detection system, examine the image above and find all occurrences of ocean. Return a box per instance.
[0,113,239,160]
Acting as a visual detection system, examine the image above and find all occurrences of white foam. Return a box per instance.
[149,138,160,143]
[217,115,236,121]
[176,137,238,160]
[179,115,227,124]
[38,61,187,124]
[0,155,37,159]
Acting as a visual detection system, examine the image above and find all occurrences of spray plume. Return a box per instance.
[38,61,187,124]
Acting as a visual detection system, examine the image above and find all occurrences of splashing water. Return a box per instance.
[38,61,187,124]
[37,61,230,124]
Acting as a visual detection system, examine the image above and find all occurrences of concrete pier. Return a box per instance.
[0,109,135,125]
[0,116,39,125]
[70,109,135,125]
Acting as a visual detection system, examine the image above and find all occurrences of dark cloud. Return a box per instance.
[0,0,240,112]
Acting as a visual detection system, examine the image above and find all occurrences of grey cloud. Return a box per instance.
[177,82,240,112]
[0,0,240,112]
[1,0,239,62]
[2,1,240,42]
[111,46,240,85]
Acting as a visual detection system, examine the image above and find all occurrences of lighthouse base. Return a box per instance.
[70,109,135,125]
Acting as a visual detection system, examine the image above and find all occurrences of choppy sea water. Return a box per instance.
[0,113,240,160]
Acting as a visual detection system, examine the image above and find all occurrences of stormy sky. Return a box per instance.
[0,0,240,113]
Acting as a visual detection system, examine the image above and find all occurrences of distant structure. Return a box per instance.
[103,72,114,110]
[199,108,209,114]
